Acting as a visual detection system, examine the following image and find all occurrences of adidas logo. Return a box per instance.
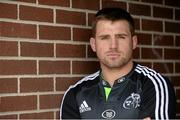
[79,100,91,113]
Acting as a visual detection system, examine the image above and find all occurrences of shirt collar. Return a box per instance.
[100,62,137,87]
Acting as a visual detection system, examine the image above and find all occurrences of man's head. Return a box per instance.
[90,7,137,70]
[92,7,135,37]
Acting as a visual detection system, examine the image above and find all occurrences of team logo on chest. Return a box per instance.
[79,100,91,113]
[102,109,116,119]
[123,93,141,109]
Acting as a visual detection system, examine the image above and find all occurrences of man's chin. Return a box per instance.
[103,62,124,69]
[101,59,131,69]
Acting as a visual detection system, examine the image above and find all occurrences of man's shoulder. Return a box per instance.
[135,63,165,77]
[134,63,172,90]
[81,70,100,82]
[68,71,100,91]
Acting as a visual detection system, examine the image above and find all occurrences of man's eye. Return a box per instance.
[101,36,109,40]
[116,34,127,39]
[117,36,125,39]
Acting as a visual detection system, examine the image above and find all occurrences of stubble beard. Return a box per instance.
[100,51,133,69]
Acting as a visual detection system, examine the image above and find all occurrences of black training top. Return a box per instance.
[60,63,176,119]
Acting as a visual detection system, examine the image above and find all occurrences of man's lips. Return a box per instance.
[107,53,119,56]
[106,52,120,57]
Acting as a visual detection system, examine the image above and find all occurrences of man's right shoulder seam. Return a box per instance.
[68,70,100,90]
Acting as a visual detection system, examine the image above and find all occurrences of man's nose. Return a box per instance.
[110,38,118,49]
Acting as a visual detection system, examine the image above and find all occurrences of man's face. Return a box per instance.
[90,20,137,69]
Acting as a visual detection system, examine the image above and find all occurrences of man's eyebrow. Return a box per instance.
[97,33,128,38]
[115,33,128,36]
[97,34,110,38]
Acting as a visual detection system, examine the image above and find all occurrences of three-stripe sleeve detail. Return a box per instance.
[135,64,169,120]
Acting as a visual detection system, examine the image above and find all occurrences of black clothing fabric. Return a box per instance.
[60,63,176,119]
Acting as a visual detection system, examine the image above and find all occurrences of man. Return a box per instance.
[60,7,176,119]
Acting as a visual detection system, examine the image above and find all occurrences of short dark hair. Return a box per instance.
[92,7,135,37]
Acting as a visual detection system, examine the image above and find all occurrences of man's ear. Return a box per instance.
[90,37,96,52]
[132,35,138,50]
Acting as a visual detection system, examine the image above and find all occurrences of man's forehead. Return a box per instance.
[96,19,129,24]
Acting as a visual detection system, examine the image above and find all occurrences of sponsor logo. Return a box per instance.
[123,93,141,109]
[79,100,91,113]
[102,109,116,119]
[117,77,125,83]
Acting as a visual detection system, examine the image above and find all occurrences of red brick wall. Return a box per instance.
[0,0,179,119]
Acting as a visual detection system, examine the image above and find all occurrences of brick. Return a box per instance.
[16,0,36,3]
[127,0,140,1]
[72,61,99,74]
[177,115,180,119]
[153,62,173,74]
[134,18,140,30]
[56,10,86,25]
[102,0,126,10]
[20,77,53,92]
[141,48,163,59]
[153,34,174,46]
[165,22,180,34]
[136,33,152,45]
[142,19,163,32]
[88,45,97,58]
[0,22,37,39]
[0,60,36,75]
[88,13,95,26]
[164,48,180,60]
[170,76,180,87]
[0,78,17,93]
[20,112,54,119]
[72,0,99,10]
[56,77,80,91]
[0,115,17,119]
[39,60,70,74]
[175,62,180,73]
[56,44,86,58]
[0,41,18,56]
[39,25,71,40]
[177,102,180,114]
[38,0,70,7]
[141,0,163,4]
[176,89,180,99]
[73,28,92,42]
[0,3,17,19]
[0,96,37,112]
[133,47,140,59]
[175,9,180,20]
[153,6,173,19]
[175,36,180,46]
[129,3,151,16]
[19,5,53,22]
[40,94,63,109]
[21,42,54,57]
[56,111,60,119]
[165,0,180,7]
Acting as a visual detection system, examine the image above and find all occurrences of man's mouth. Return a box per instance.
[107,52,120,59]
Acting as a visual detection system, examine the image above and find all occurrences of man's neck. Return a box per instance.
[101,61,134,87]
